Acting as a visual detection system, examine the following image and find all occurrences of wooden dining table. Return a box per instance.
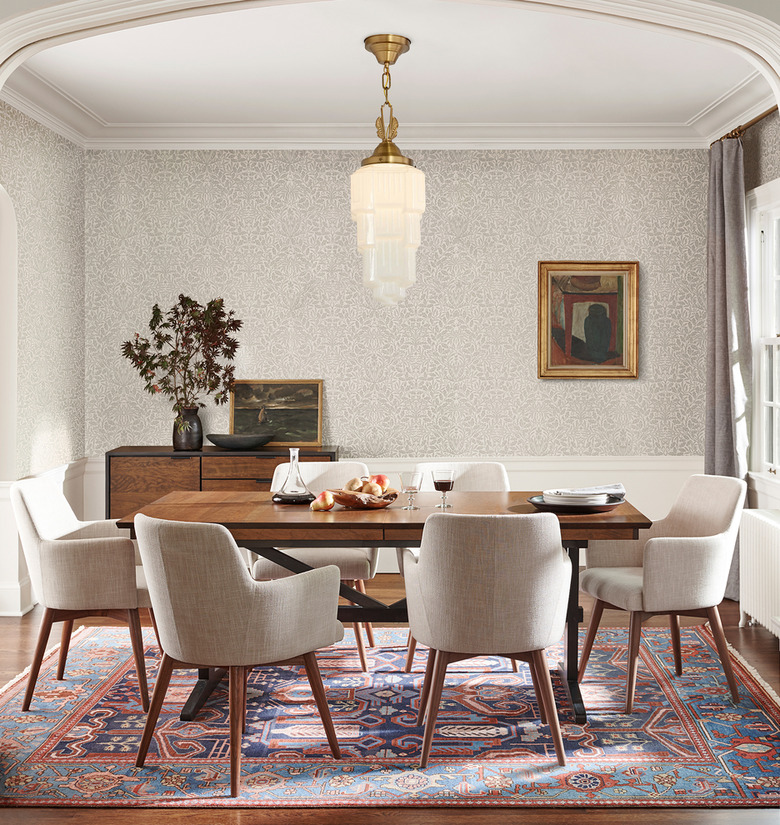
[119,489,651,724]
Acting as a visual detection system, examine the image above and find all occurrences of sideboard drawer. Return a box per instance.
[109,456,200,519]
[202,479,272,492]
[201,456,284,479]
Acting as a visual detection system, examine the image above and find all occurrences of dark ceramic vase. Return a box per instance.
[173,407,203,451]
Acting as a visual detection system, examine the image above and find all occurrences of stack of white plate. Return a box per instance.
[542,489,609,506]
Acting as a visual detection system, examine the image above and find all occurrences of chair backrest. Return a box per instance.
[271,461,370,494]
[405,512,570,655]
[415,461,510,492]
[650,474,747,541]
[10,477,82,601]
[135,513,271,663]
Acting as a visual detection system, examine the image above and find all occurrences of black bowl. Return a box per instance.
[206,433,275,450]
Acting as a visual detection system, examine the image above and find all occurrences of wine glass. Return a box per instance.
[399,471,423,510]
[432,469,454,509]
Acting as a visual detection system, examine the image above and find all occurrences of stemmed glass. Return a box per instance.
[399,471,422,510]
[432,469,454,509]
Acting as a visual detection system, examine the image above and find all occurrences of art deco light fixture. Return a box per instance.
[350,34,425,306]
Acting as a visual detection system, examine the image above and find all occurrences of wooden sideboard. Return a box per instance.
[105,445,340,519]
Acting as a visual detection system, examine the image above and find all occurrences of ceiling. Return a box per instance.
[0,0,774,149]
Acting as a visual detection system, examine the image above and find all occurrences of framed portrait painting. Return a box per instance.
[230,380,323,446]
[538,261,638,379]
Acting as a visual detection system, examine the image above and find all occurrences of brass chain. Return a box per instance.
[382,62,391,105]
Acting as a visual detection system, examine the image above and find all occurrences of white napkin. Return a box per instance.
[546,483,625,498]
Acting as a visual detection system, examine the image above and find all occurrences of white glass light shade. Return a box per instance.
[350,163,425,306]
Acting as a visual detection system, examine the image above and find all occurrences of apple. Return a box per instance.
[310,490,335,511]
[362,481,383,496]
[369,474,390,492]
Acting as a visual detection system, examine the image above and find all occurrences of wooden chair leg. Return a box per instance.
[509,658,518,672]
[354,580,375,647]
[148,608,163,652]
[56,619,74,680]
[578,598,605,682]
[353,623,369,672]
[302,652,341,759]
[530,649,566,766]
[669,613,683,676]
[136,653,174,767]
[419,650,450,769]
[404,635,418,672]
[527,654,548,725]
[242,667,250,734]
[625,611,644,713]
[126,608,150,712]
[416,648,437,726]
[706,606,740,702]
[23,607,57,711]
[345,580,368,671]
[228,665,244,797]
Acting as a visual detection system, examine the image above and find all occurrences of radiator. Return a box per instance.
[739,510,780,637]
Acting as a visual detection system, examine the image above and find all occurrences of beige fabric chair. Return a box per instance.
[251,460,379,671]
[402,461,511,671]
[10,477,151,712]
[134,514,343,797]
[578,474,747,712]
[403,512,571,768]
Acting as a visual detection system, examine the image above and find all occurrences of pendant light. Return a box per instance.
[350,35,425,306]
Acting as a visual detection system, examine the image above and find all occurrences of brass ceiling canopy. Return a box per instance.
[364,34,410,66]
[360,34,414,167]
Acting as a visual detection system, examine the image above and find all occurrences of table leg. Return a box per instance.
[560,541,587,724]
[180,667,227,722]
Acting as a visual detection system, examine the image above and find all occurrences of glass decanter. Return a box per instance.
[271,447,315,504]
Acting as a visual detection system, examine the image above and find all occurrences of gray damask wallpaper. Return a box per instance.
[84,148,708,459]
[0,101,85,477]
[743,110,780,191]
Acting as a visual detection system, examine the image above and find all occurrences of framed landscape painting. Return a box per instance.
[230,380,323,446]
[538,261,638,379]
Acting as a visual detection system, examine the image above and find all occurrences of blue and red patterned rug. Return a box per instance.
[0,624,778,807]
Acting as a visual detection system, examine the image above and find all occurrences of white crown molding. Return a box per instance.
[687,71,777,143]
[0,62,768,150]
[0,0,778,149]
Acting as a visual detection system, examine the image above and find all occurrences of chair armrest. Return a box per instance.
[642,534,733,611]
[246,565,344,662]
[63,520,130,540]
[38,536,138,610]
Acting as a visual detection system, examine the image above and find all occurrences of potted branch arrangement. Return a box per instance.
[122,294,243,450]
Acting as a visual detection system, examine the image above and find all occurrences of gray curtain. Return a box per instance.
[705,138,752,600]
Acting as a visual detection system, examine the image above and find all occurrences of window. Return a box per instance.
[747,178,780,474]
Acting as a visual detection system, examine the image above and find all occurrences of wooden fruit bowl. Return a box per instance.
[327,488,399,509]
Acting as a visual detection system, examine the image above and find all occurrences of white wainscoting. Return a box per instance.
[81,453,704,573]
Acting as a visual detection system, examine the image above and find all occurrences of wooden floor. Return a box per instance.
[1,574,778,825]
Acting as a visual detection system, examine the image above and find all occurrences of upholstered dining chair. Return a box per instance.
[10,476,151,712]
[402,461,511,671]
[134,513,343,797]
[251,460,379,671]
[578,473,747,713]
[403,512,571,769]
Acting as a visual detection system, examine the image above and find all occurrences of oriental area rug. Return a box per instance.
[0,625,778,808]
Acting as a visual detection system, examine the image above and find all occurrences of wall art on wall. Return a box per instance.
[230,380,323,446]
[538,261,638,379]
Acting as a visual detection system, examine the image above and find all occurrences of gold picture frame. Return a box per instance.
[230,380,323,446]
[538,261,638,379]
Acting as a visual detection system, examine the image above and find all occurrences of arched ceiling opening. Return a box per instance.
[0,0,778,147]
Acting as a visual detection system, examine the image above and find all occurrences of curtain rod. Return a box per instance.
[712,104,779,146]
